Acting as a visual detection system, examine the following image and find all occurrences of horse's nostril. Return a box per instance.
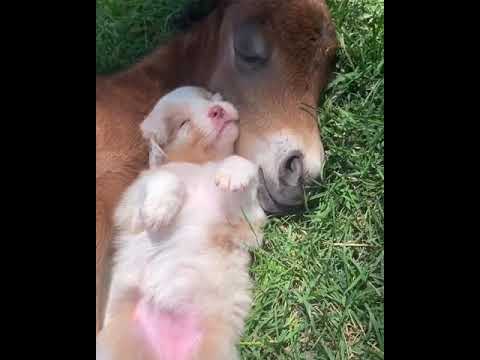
[258,152,306,214]
[285,155,301,173]
[279,151,304,187]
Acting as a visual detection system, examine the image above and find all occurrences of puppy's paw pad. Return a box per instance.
[215,157,257,192]
[215,173,233,191]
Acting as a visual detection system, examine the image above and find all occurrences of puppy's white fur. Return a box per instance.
[98,87,266,360]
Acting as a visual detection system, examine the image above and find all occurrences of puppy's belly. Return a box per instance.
[134,299,202,360]
[98,298,203,360]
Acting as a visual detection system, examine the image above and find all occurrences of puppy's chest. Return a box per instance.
[182,175,227,221]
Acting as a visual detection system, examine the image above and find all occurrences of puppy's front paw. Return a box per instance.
[141,195,183,231]
[215,156,258,192]
[140,174,185,231]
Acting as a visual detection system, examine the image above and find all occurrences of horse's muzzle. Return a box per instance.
[257,151,306,215]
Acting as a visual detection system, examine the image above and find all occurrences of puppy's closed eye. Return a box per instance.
[179,119,190,129]
[164,118,190,145]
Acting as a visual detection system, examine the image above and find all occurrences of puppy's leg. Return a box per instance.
[96,198,114,334]
[104,273,131,326]
[96,342,111,360]
[215,155,258,192]
[97,300,157,360]
[140,171,186,230]
[105,237,152,326]
[115,170,186,232]
[194,317,240,360]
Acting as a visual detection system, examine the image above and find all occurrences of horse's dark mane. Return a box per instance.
[172,0,219,31]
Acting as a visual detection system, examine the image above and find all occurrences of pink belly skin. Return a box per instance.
[133,300,203,360]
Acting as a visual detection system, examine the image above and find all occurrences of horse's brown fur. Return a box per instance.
[96,0,336,333]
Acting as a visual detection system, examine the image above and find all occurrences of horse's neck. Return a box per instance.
[107,12,220,119]
[104,49,184,119]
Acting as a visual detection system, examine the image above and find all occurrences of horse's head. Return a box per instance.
[196,0,337,214]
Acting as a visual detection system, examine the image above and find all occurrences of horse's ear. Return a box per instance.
[172,0,222,30]
[198,0,228,10]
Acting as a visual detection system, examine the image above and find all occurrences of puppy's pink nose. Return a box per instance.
[208,105,227,129]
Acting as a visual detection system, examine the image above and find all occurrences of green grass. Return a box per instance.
[96,0,384,359]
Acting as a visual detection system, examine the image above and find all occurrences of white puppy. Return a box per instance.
[97,87,267,360]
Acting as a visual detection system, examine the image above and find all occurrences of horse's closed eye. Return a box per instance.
[234,21,271,71]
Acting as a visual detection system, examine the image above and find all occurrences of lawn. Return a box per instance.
[96,0,384,359]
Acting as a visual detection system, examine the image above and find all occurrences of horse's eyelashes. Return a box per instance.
[237,53,267,65]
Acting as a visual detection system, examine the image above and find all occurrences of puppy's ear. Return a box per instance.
[148,138,166,169]
[140,103,171,147]
[211,93,223,102]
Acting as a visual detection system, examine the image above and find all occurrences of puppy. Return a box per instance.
[97,87,267,360]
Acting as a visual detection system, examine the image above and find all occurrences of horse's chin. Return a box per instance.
[257,168,305,215]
